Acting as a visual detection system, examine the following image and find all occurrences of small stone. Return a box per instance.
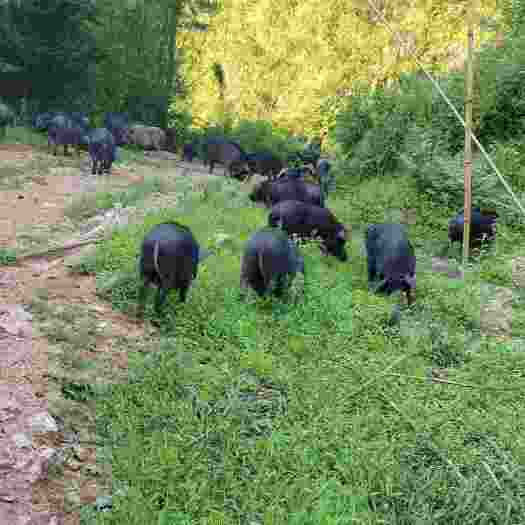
[44,448,65,468]
[13,432,32,449]
[68,460,82,472]
[30,412,58,433]
[73,446,89,462]
[96,495,113,512]
[65,490,81,508]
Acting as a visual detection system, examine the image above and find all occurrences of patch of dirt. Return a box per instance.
[0,253,148,524]
[431,257,517,340]
[0,143,156,524]
[512,257,525,288]
[0,146,142,251]
[480,284,513,339]
[431,256,463,279]
[0,144,35,151]
[143,150,179,161]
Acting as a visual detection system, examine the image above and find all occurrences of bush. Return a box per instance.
[125,94,169,127]
[332,84,372,156]
[490,140,525,194]
[194,118,306,164]
[0,247,17,265]
[333,80,446,178]
[426,72,474,155]
[0,101,15,139]
[397,71,434,127]
[337,90,412,178]
[331,37,525,182]
[167,106,193,144]
[478,47,525,145]
[401,124,525,225]
[230,119,307,161]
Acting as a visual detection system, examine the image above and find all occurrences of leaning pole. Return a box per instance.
[463,2,475,266]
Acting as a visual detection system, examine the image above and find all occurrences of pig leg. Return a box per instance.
[179,285,189,303]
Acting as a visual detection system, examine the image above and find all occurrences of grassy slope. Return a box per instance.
[3,125,524,523]
[80,171,525,524]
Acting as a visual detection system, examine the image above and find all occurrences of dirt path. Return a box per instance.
[0,145,159,525]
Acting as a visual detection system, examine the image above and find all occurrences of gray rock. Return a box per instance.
[96,495,113,512]
[30,412,58,433]
[12,433,32,449]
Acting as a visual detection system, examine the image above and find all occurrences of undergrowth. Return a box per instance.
[67,179,525,525]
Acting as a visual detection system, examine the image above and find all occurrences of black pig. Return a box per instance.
[268,200,348,261]
[240,228,305,298]
[47,113,89,156]
[204,137,250,179]
[249,179,323,208]
[104,112,130,146]
[365,223,416,305]
[246,152,285,180]
[88,127,116,175]
[182,142,196,162]
[137,222,209,315]
[448,207,498,248]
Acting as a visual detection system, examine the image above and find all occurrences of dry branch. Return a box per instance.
[16,236,106,262]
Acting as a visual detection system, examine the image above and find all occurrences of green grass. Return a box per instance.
[64,174,179,221]
[0,165,27,189]
[0,247,17,265]
[62,172,525,524]
[0,125,49,146]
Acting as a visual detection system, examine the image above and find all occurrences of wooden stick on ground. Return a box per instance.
[16,236,105,262]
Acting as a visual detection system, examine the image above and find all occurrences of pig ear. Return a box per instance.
[404,274,416,289]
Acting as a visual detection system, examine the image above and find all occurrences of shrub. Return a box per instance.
[0,247,17,265]
[194,118,306,164]
[333,82,430,178]
[332,84,372,156]
[478,49,525,144]
[401,124,525,225]
[166,106,193,144]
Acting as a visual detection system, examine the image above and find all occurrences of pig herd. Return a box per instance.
[34,111,126,175]
[137,138,499,319]
[137,196,499,321]
[136,171,346,314]
[33,111,179,175]
[183,137,323,186]
[29,113,498,318]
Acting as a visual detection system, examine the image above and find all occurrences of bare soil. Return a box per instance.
[0,144,191,525]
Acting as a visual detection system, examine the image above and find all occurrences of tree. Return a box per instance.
[182,0,499,134]
[0,0,99,114]
[93,0,217,127]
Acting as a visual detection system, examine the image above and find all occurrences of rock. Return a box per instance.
[30,412,58,433]
[72,446,89,462]
[96,495,113,512]
[12,433,32,449]
[512,256,525,288]
[480,284,513,338]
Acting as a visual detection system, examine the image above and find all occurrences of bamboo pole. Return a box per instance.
[463,3,475,267]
